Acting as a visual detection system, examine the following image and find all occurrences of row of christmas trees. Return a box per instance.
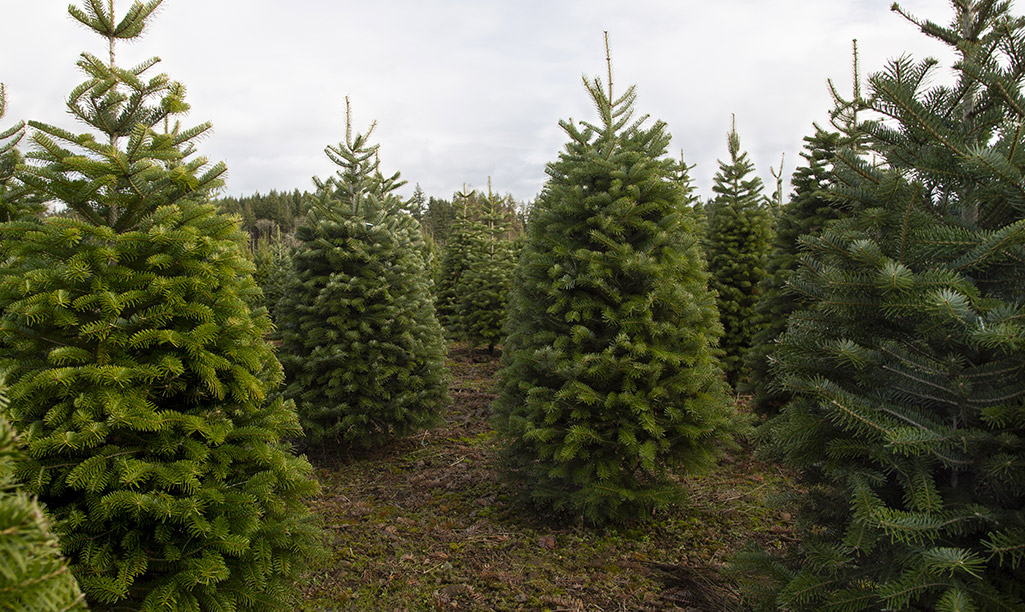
[1,0,1024,610]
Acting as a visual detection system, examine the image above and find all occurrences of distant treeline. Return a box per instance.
[213,184,530,250]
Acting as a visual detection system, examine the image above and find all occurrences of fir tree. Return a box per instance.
[0,2,322,608]
[420,228,442,291]
[670,150,710,242]
[704,117,775,387]
[457,180,517,353]
[492,62,734,523]
[741,127,844,415]
[435,189,480,337]
[409,183,427,221]
[276,101,448,447]
[0,388,87,611]
[251,227,296,322]
[739,2,1025,609]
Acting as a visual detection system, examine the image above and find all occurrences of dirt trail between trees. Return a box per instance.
[301,345,794,611]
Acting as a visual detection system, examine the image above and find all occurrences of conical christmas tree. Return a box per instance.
[492,65,734,524]
[457,181,517,353]
[435,189,481,337]
[276,102,449,447]
[704,118,775,387]
[0,2,322,608]
[739,2,1025,609]
[251,227,295,322]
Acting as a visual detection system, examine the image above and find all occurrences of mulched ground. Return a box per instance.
[300,345,795,611]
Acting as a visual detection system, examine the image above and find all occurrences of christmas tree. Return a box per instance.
[739,2,1025,609]
[704,117,775,387]
[457,180,517,353]
[492,54,734,523]
[276,101,449,447]
[251,227,296,322]
[435,189,481,337]
[0,2,322,608]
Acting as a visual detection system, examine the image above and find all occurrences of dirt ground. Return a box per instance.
[300,344,795,611]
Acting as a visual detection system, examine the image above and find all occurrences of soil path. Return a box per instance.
[302,345,793,611]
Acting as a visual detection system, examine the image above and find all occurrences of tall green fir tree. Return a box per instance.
[457,181,518,353]
[0,387,87,611]
[0,2,322,608]
[738,2,1025,609]
[742,127,845,415]
[704,117,775,387]
[492,65,735,524]
[435,189,481,337]
[672,150,708,236]
[275,101,449,447]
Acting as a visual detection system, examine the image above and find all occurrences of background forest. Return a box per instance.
[1,1,1024,611]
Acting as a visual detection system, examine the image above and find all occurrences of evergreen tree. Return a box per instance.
[435,189,480,337]
[276,102,448,447]
[492,69,734,523]
[0,388,87,611]
[672,151,711,244]
[0,2,322,608]
[408,183,427,221]
[742,127,844,415]
[704,118,775,387]
[420,228,442,291]
[457,181,517,353]
[739,2,1025,609]
[251,227,295,322]
[419,195,455,245]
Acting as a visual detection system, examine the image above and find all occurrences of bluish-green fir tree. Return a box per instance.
[492,68,735,524]
[0,2,322,608]
[737,2,1025,609]
[276,102,449,447]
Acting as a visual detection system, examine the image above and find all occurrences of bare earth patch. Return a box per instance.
[301,344,795,611]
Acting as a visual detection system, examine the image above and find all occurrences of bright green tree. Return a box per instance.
[738,2,1025,609]
[741,127,845,415]
[0,388,87,612]
[457,182,517,353]
[276,103,448,447]
[492,70,735,523]
[704,118,775,387]
[0,2,322,608]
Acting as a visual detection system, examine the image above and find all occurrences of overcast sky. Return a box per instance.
[1,1,960,203]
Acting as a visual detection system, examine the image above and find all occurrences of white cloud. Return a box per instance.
[0,0,964,203]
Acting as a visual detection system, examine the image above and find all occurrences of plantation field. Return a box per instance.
[301,345,796,611]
